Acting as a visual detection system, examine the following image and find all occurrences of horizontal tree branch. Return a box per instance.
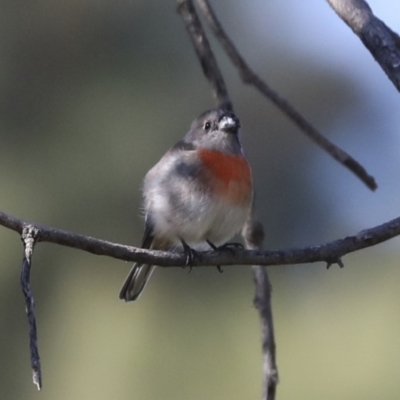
[1,210,399,268]
[327,0,400,92]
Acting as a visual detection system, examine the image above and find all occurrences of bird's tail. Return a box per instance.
[119,264,156,302]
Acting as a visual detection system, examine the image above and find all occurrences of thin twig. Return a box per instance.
[195,0,377,192]
[176,0,232,110]
[20,225,41,390]
[327,0,400,92]
[243,214,278,400]
[1,210,400,268]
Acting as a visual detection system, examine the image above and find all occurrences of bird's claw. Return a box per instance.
[180,239,199,272]
[207,240,243,255]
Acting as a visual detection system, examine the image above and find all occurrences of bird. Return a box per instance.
[119,108,253,301]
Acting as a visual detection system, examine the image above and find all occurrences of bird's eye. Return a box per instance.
[204,121,211,131]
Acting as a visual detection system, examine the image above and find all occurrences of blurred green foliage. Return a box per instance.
[0,1,399,399]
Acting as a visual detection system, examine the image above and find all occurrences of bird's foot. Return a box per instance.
[207,240,243,254]
[180,239,199,272]
[206,240,244,273]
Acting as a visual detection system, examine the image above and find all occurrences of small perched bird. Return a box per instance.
[119,108,253,301]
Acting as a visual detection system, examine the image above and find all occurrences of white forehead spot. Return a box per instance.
[219,116,235,129]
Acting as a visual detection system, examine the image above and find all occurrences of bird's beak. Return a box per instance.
[218,115,240,133]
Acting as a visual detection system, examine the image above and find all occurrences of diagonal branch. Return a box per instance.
[176,0,232,110]
[195,0,377,192]
[1,210,400,268]
[327,0,400,92]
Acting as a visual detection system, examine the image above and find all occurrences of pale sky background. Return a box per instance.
[245,0,400,231]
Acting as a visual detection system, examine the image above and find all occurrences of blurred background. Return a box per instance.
[0,0,399,399]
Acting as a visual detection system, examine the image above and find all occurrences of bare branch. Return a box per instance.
[195,0,377,192]
[327,0,400,91]
[21,225,42,390]
[176,0,232,110]
[243,214,278,400]
[1,210,400,268]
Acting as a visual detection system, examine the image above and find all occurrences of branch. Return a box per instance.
[195,0,377,192]
[176,0,232,110]
[327,0,400,92]
[242,214,278,400]
[20,225,42,390]
[1,210,400,267]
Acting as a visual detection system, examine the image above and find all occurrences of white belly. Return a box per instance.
[149,188,250,246]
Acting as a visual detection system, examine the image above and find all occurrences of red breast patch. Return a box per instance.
[198,149,253,206]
